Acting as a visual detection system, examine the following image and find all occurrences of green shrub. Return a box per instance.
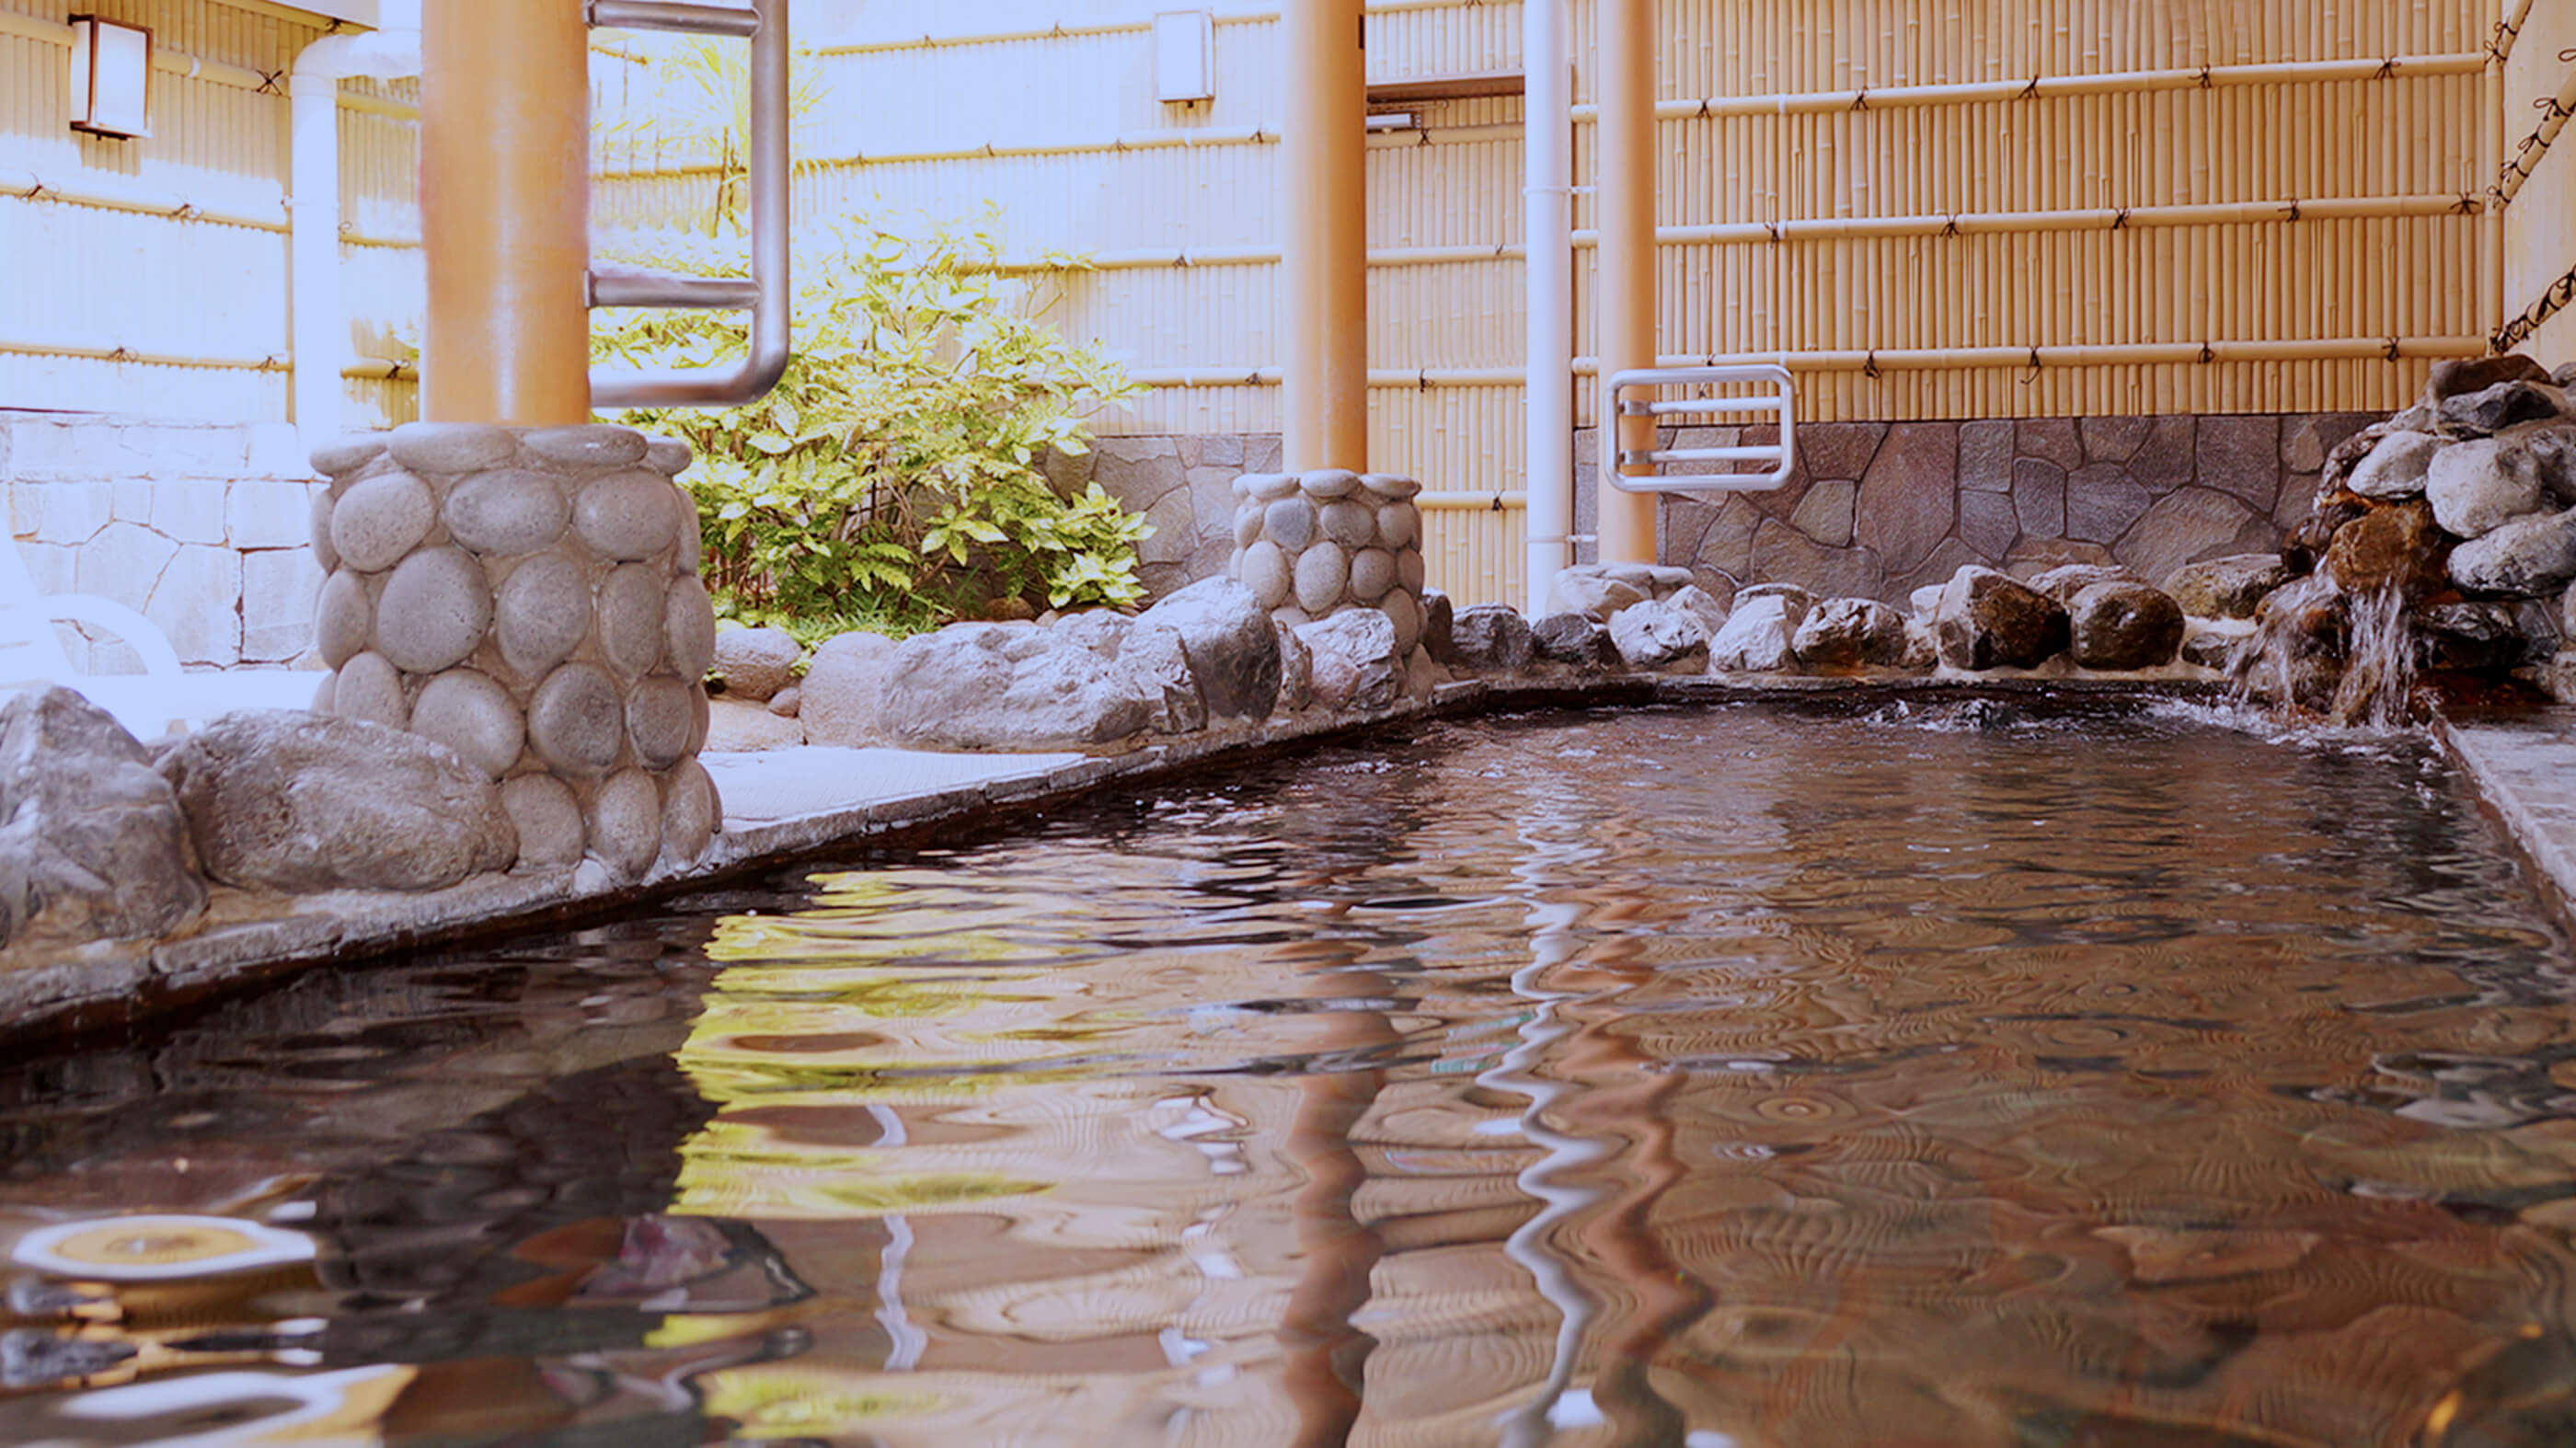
[591,213,1146,634]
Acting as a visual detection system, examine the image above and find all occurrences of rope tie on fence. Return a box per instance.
[1765,221,1782,244]
[2018,75,2042,101]
[2493,259,2576,354]
[22,180,45,201]
[2196,65,2215,89]
[2110,208,2132,230]
[2384,337,2404,362]
[1418,369,1432,392]
[2198,342,2217,364]
[2024,349,2042,380]
[107,347,133,363]
[1862,351,1881,379]
[256,69,284,95]
[1696,98,1711,118]
[1849,88,1870,111]
[2373,56,2398,81]
[2282,201,2303,222]
[2457,191,2482,214]
[1939,214,1961,237]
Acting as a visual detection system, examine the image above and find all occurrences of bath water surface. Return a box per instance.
[5,700,2576,1446]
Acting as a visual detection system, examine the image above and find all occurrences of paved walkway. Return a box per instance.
[2439,709,2576,917]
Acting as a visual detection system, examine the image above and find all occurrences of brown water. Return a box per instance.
[7,700,2576,1447]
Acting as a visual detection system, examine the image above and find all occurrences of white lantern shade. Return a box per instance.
[68,17,153,140]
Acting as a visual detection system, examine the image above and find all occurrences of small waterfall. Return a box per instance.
[2229,576,2418,729]
[2329,584,2419,728]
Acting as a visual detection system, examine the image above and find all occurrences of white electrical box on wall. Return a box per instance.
[1153,10,1214,104]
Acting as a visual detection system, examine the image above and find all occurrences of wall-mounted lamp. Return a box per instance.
[1153,10,1213,104]
[68,17,153,140]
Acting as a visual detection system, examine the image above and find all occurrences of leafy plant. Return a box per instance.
[591,212,1147,633]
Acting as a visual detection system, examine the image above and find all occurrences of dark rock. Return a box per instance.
[1607,598,1710,672]
[709,626,799,701]
[798,630,899,747]
[1298,609,1401,709]
[2289,489,2373,574]
[2179,627,2242,671]
[1935,566,2069,669]
[1420,588,1456,665]
[2066,581,2185,669]
[1451,604,1535,674]
[1790,597,1908,670]
[875,623,1153,751]
[2029,563,2145,606]
[2321,500,2448,598]
[0,688,203,945]
[2449,507,2576,596]
[156,710,515,892]
[1530,612,1620,672]
[2432,355,2555,407]
[2417,601,2540,672]
[1132,578,1281,721]
[2438,380,2570,437]
[2427,354,2552,405]
[2162,554,2290,619]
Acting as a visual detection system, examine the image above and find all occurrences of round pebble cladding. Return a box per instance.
[306,425,719,877]
[1229,468,1439,690]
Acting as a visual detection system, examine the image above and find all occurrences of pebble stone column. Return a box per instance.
[307,420,720,880]
[1228,466,1430,650]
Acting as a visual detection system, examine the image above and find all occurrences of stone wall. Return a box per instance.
[1076,413,2372,608]
[1593,411,2381,603]
[2,412,324,671]
[1051,432,1282,601]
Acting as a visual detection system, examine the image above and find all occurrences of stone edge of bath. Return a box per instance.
[0,671,2260,1047]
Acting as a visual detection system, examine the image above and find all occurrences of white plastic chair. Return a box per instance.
[0,537,201,736]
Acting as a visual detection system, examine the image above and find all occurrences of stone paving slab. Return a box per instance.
[2438,712,2576,921]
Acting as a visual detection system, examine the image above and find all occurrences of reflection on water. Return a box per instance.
[9,701,2576,1444]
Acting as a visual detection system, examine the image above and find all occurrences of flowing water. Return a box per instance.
[8,700,2576,1446]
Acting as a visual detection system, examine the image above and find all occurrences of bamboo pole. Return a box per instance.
[0,169,286,233]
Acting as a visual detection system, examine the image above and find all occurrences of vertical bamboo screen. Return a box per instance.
[595,0,2502,604]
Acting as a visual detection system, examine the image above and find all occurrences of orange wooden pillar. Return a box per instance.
[1594,0,1658,563]
[420,0,592,424]
[1282,0,1368,471]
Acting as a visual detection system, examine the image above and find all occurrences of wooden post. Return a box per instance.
[1282,0,1368,471]
[1596,0,1657,563]
[420,0,592,424]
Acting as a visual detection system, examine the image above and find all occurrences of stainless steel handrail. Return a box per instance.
[585,0,789,408]
[1602,363,1797,494]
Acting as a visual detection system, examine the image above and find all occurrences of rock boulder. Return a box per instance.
[2448,506,2576,596]
[798,630,900,747]
[1298,609,1401,711]
[0,688,205,945]
[1791,598,1907,670]
[1709,593,1803,673]
[155,710,516,893]
[2428,434,2556,538]
[1450,604,1535,674]
[1935,567,2069,670]
[1132,578,1281,720]
[2067,581,2185,669]
[1607,598,1710,673]
[710,626,801,702]
[2162,554,2290,620]
[1529,612,1620,672]
[874,624,1155,752]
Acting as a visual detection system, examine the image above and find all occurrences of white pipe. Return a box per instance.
[290,3,420,451]
[1522,0,1571,616]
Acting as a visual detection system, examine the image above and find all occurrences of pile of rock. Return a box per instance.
[2260,354,2576,711]
[305,422,721,879]
[1442,559,2225,683]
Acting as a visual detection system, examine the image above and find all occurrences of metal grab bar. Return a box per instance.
[585,0,789,408]
[1602,363,1797,493]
